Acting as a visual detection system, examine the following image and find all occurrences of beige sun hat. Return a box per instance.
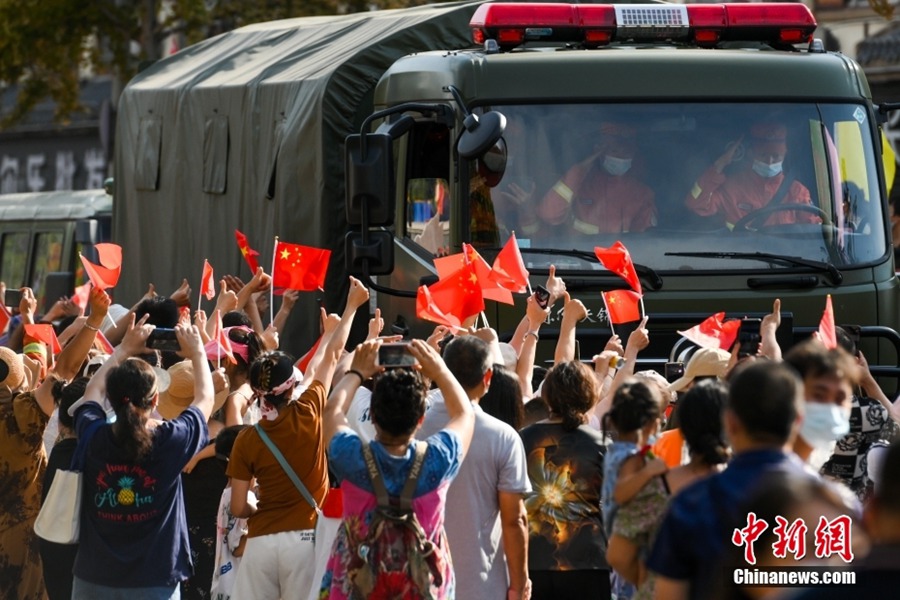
[668,347,731,394]
[157,360,229,420]
[0,347,26,391]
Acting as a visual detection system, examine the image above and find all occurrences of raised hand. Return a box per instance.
[169,279,192,307]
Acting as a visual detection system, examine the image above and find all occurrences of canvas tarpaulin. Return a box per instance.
[113,1,480,356]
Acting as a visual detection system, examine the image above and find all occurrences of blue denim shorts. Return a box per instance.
[72,576,180,600]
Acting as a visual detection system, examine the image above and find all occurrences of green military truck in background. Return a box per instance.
[111,1,900,389]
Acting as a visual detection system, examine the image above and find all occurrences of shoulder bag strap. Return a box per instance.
[254,424,321,515]
[398,441,428,512]
[70,418,106,472]
[362,442,390,508]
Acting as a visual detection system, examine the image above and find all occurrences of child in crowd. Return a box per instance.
[601,379,667,536]
[211,425,253,600]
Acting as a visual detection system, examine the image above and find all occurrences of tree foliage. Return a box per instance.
[0,0,434,128]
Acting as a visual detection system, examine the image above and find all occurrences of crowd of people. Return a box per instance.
[1,263,899,600]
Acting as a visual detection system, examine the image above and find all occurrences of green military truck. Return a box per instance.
[113,1,900,385]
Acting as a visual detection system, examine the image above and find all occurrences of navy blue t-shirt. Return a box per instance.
[73,402,207,588]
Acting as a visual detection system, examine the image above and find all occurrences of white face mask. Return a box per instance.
[603,155,632,176]
[799,401,850,448]
[752,160,783,178]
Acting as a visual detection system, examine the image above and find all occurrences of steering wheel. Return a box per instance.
[732,203,830,232]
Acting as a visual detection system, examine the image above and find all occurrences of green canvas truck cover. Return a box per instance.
[114,1,481,354]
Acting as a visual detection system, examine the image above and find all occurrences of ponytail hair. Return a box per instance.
[678,378,730,465]
[106,359,158,463]
[541,361,598,431]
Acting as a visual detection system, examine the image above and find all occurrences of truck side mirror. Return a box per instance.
[346,133,394,227]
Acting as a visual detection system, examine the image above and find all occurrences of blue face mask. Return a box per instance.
[603,155,632,176]
[800,401,850,449]
[752,160,783,178]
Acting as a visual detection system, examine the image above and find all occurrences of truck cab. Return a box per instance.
[348,3,900,384]
[0,189,111,311]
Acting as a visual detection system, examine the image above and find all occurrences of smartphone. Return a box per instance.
[4,289,21,307]
[377,342,418,368]
[147,328,180,352]
[664,361,685,383]
[533,285,551,309]
[738,318,762,358]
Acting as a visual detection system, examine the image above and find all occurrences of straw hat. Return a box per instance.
[0,347,26,391]
[668,347,731,393]
[157,360,229,420]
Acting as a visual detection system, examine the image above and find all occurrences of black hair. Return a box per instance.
[873,442,900,516]
[727,360,802,445]
[677,379,729,465]
[54,315,79,337]
[542,361,598,431]
[783,339,859,386]
[603,378,661,438]
[134,296,179,329]
[107,358,158,463]
[370,368,428,437]
[833,326,856,356]
[215,424,249,464]
[249,351,297,408]
[531,365,548,395]
[442,335,491,391]
[52,376,89,431]
[227,326,264,376]
[480,364,524,431]
[222,310,253,329]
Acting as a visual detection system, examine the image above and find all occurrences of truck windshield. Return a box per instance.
[461,102,888,272]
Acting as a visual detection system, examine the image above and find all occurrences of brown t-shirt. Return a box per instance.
[227,381,328,537]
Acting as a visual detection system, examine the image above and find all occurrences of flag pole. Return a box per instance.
[480,311,489,329]
[216,309,222,371]
[271,237,278,327]
[639,296,646,320]
[198,261,204,313]
[601,292,616,338]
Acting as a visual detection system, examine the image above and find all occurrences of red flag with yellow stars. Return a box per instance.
[272,241,330,291]
[594,241,642,296]
[434,244,513,305]
[429,260,485,323]
[602,289,642,325]
[235,229,260,273]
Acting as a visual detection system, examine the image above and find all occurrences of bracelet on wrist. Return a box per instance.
[345,369,365,384]
[83,322,101,332]
[524,330,539,342]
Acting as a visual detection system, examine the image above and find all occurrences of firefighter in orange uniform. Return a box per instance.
[522,122,657,237]
[685,122,816,228]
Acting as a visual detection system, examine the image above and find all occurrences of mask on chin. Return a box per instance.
[752,160,783,178]
[799,401,850,449]
[603,155,632,176]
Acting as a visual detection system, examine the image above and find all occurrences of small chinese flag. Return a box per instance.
[0,302,10,335]
[295,334,323,373]
[434,244,513,305]
[200,260,215,301]
[416,285,461,329]
[79,243,122,290]
[489,233,530,294]
[678,312,741,351]
[72,282,91,311]
[205,310,236,365]
[235,229,260,273]
[272,241,330,291]
[96,330,115,355]
[595,241,642,296]
[602,289,642,325]
[819,295,837,349]
[429,261,485,323]
[24,324,62,355]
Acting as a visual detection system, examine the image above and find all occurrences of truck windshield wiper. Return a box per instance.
[488,247,664,291]
[665,251,842,286]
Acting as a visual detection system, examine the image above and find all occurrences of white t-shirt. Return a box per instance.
[211,486,255,600]
[418,392,531,600]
